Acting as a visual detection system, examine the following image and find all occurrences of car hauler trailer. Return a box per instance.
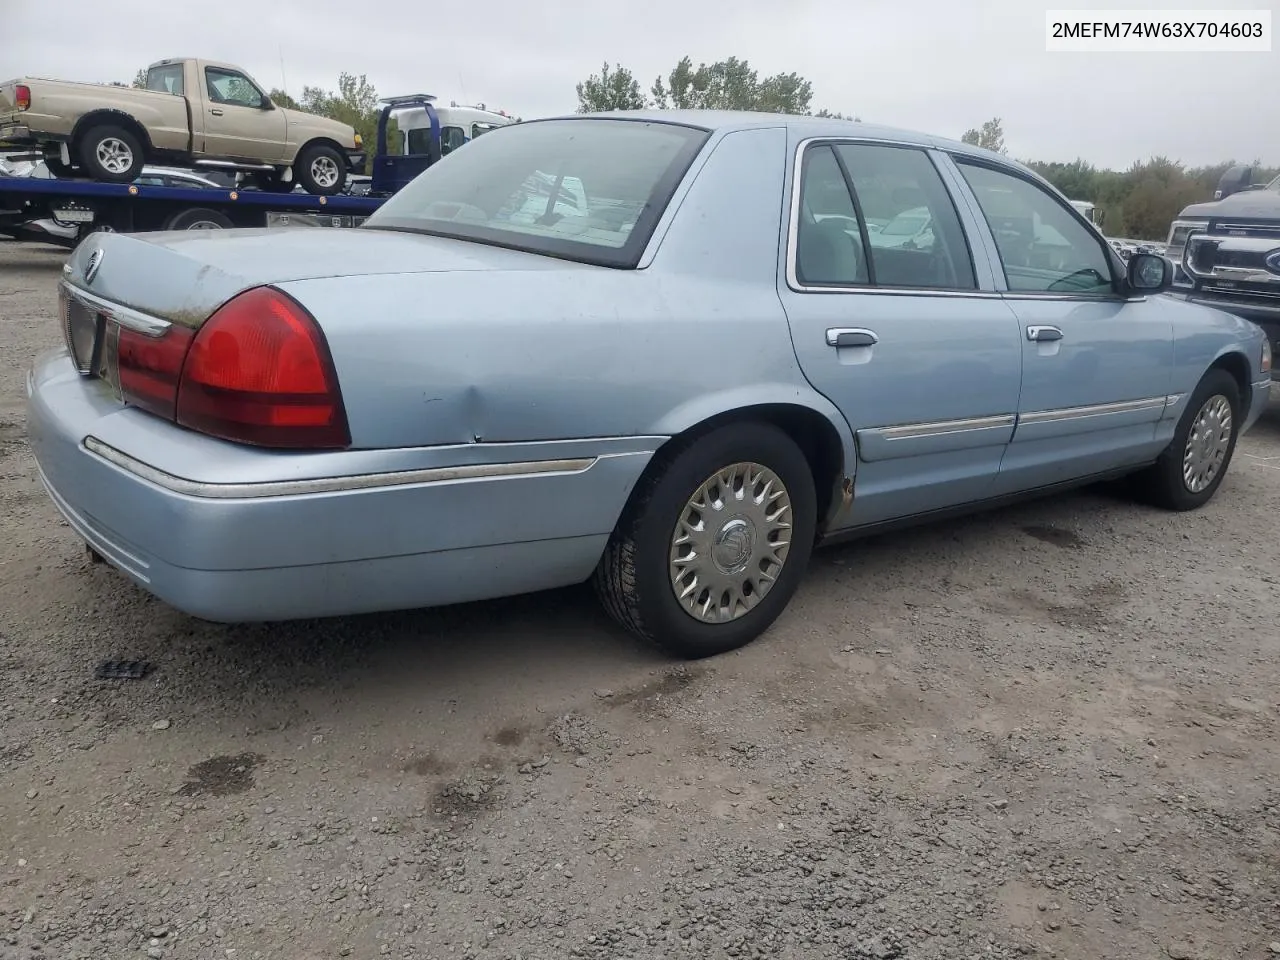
[0,93,471,247]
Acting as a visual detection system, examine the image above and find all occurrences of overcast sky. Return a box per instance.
[9,0,1276,169]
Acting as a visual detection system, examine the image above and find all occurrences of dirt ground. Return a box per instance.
[2,238,1280,960]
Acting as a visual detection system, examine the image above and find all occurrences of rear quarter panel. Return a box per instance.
[276,125,855,461]
[12,79,190,150]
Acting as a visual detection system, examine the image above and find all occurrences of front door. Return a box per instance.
[947,158,1175,493]
[777,138,1024,529]
[199,66,287,163]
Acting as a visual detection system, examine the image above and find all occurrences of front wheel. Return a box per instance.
[593,422,817,659]
[293,143,347,196]
[1134,368,1241,511]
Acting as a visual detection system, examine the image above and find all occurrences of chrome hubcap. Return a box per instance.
[669,462,792,623]
[185,220,223,230]
[95,137,134,174]
[1183,393,1233,493]
[310,155,339,188]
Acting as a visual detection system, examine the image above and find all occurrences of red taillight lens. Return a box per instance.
[15,85,31,111]
[175,286,350,449]
[118,325,195,420]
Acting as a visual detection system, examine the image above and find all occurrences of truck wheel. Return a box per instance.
[164,208,233,231]
[294,143,347,196]
[78,124,145,183]
[593,422,818,660]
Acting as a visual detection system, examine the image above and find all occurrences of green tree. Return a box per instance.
[961,117,1006,153]
[132,69,147,89]
[650,55,813,113]
[810,108,861,121]
[576,61,647,112]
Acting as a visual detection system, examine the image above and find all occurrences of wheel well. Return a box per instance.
[71,110,152,155]
[1209,351,1250,404]
[648,404,848,534]
[295,137,347,162]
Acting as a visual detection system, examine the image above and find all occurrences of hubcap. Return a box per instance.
[185,220,223,230]
[310,155,339,188]
[669,462,793,623]
[1183,393,1233,493]
[95,137,134,175]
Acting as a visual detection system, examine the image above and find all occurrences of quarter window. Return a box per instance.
[794,142,977,290]
[954,160,1114,295]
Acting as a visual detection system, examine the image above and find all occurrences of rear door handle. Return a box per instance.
[210,108,224,116]
[1027,325,1063,342]
[826,327,878,348]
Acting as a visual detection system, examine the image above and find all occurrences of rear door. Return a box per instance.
[945,156,1175,493]
[198,64,286,162]
[776,136,1024,529]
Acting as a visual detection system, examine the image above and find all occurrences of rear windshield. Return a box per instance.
[362,118,711,268]
[145,63,185,96]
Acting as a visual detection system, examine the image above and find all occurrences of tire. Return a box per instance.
[593,421,818,659]
[293,143,347,196]
[1134,368,1241,511]
[163,208,233,231]
[77,124,145,183]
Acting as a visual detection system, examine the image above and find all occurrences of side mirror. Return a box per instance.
[1215,164,1253,200]
[1128,252,1173,294]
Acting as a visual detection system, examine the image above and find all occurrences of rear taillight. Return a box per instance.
[118,324,195,420]
[15,85,31,111]
[174,286,350,449]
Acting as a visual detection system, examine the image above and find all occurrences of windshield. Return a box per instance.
[362,118,711,268]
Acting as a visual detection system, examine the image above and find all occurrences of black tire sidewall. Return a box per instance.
[164,208,233,231]
[628,424,818,658]
[78,125,144,183]
[1158,369,1242,509]
[295,144,347,196]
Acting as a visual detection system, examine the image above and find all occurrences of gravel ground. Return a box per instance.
[2,238,1280,960]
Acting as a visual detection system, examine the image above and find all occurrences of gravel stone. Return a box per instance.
[2,240,1280,959]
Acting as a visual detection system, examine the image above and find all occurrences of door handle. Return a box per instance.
[210,108,224,116]
[826,327,878,348]
[1027,325,1063,342]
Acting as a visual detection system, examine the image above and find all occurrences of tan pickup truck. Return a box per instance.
[0,58,365,195]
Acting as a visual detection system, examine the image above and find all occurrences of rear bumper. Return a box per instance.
[26,348,657,622]
[0,122,31,143]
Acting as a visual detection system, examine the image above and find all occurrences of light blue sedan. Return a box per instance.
[25,112,1273,659]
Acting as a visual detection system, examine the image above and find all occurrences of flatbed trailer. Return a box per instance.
[0,174,387,247]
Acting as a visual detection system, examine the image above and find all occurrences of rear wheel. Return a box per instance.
[294,143,347,196]
[593,422,817,659]
[163,207,233,231]
[78,124,145,183]
[1133,368,1241,510]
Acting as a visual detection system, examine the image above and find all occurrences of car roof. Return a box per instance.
[542,109,1035,178]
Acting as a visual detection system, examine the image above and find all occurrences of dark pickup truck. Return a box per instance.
[1166,166,1280,385]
